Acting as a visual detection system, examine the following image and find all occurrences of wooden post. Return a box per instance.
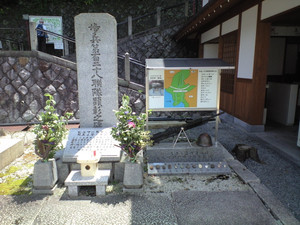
[29,21,37,51]
[185,0,189,17]
[63,39,69,56]
[125,52,130,82]
[128,16,132,36]
[156,7,161,26]
[6,40,12,50]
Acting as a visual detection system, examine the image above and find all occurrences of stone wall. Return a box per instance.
[0,51,148,125]
[0,51,78,124]
[118,21,198,84]
[0,20,199,125]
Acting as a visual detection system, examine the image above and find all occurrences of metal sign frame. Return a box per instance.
[145,58,234,144]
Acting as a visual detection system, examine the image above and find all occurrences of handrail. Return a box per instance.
[35,27,75,43]
[117,1,186,25]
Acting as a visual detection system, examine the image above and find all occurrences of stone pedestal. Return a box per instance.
[33,159,58,194]
[123,163,143,190]
[65,170,110,197]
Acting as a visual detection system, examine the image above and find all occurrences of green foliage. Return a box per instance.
[111,94,152,163]
[33,93,72,161]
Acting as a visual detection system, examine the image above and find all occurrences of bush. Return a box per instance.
[111,94,152,163]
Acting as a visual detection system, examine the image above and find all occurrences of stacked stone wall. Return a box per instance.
[0,52,78,124]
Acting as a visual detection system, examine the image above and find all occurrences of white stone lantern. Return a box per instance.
[77,150,101,177]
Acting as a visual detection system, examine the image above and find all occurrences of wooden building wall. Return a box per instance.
[218,4,271,125]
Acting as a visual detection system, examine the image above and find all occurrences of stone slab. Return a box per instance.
[227,159,260,183]
[146,141,226,163]
[172,191,278,225]
[65,170,110,186]
[249,182,300,225]
[148,161,231,175]
[63,128,121,163]
[0,195,46,225]
[75,13,118,128]
[29,194,177,225]
[0,138,24,170]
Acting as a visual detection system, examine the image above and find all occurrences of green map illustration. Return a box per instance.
[165,70,197,107]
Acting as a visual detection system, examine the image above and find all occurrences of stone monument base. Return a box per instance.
[65,170,110,197]
[146,141,232,175]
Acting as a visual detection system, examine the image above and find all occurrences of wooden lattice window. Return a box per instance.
[221,32,237,94]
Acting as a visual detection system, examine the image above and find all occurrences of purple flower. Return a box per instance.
[124,111,129,114]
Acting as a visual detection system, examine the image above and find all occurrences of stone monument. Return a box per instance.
[75,13,118,128]
[63,13,121,195]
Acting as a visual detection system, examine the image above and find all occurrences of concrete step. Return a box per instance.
[0,138,24,170]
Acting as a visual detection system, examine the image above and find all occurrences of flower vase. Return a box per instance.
[123,162,143,189]
[33,158,58,194]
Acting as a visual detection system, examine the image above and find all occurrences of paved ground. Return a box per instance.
[0,121,300,225]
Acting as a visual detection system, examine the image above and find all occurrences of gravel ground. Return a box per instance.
[185,120,300,221]
[1,122,299,221]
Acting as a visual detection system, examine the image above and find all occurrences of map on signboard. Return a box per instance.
[164,70,197,108]
[148,69,218,110]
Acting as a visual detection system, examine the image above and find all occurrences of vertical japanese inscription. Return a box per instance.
[89,23,103,127]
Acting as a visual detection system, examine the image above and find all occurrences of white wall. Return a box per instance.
[203,44,219,58]
[201,25,220,43]
[267,38,285,75]
[261,0,300,20]
[237,5,258,79]
[267,82,298,125]
[222,16,239,36]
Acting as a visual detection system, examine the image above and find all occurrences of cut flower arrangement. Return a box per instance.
[111,94,152,163]
[33,93,72,161]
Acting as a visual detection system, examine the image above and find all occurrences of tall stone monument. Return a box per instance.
[63,13,120,166]
[75,13,118,128]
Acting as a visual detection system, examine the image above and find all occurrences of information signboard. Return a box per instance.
[29,15,63,49]
[148,69,218,110]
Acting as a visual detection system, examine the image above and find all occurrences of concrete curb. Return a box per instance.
[227,159,260,183]
[228,159,300,225]
[249,182,300,225]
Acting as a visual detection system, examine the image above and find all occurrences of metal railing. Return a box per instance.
[34,26,75,57]
[117,0,192,38]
